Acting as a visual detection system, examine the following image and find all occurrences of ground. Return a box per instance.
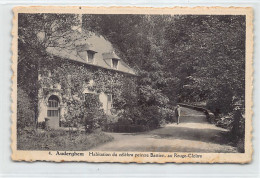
[17,129,113,151]
[93,107,238,153]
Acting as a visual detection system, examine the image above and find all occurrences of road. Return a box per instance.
[93,107,237,153]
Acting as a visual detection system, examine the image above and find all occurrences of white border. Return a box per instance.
[0,0,259,177]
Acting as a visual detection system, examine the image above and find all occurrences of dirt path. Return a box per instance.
[93,107,237,153]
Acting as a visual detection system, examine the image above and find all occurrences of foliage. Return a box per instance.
[17,88,35,131]
[104,123,148,133]
[18,13,81,124]
[39,56,138,132]
[18,13,246,148]
[83,14,245,130]
[83,94,106,133]
[17,129,113,150]
[37,121,46,129]
[231,108,245,152]
[163,15,245,116]
[214,108,245,152]
[83,14,176,128]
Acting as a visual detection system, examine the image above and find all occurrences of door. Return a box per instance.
[47,95,60,128]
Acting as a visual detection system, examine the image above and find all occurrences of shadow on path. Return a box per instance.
[93,107,237,153]
[145,123,231,145]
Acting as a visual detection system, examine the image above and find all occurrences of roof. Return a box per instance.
[46,31,136,75]
[75,43,97,53]
[102,52,120,60]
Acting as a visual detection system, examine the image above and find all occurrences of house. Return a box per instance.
[37,32,137,129]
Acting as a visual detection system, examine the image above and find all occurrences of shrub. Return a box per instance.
[159,107,175,123]
[230,108,245,152]
[206,94,233,116]
[104,123,148,133]
[105,114,118,124]
[117,117,133,125]
[136,105,160,128]
[17,129,113,150]
[137,105,174,129]
[215,113,233,129]
[17,88,35,131]
[107,105,175,132]
[213,108,245,153]
[60,120,70,127]
[83,94,107,133]
[84,110,107,133]
[37,121,46,129]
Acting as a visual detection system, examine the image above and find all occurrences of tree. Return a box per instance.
[18,14,81,126]
[82,14,245,129]
[19,13,246,135]
[17,88,35,131]
[83,94,106,133]
[163,15,245,115]
[82,14,176,128]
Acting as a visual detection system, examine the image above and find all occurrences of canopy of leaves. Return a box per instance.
[18,13,246,131]
[18,14,80,119]
[83,14,245,116]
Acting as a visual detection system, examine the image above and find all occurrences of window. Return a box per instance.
[48,100,58,108]
[87,51,95,63]
[107,94,112,102]
[47,95,59,117]
[112,58,119,69]
[47,110,59,117]
[107,94,113,109]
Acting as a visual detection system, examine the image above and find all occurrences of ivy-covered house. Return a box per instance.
[37,33,137,129]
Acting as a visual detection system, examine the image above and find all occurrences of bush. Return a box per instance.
[60,120,70,127]
[116,107,141,126]
[102,105,173,132]
[103,123,148,133]
[109,105,174,132]
[215,114,233,129]
[17,129,113,150]
[213,108,245,153]
[137,105,174,129]
[136,105,160,128]
[117,117,133,125]
[37,121,46,129]
[105,114,118,123]
[63,93,107,133]
[84,111,107,133]
[206,94,233,116]
[159,107,175,123]
[83,94,107,133]
[17,88,35,131]
[230,108,245,152]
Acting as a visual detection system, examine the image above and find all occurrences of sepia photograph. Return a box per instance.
[11,6,253,163]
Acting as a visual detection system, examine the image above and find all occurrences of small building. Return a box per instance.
[37,32,137,129]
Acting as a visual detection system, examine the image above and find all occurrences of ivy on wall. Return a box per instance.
[38,56,138,131]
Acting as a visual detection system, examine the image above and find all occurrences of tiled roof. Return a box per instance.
[46,31,136,75]
[102,52,120,60]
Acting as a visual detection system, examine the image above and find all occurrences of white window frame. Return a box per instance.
[107,94,113,108]
[87,51,95,63]
[111,58,119,69]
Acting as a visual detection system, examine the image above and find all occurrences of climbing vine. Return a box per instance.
[38,56,138,132]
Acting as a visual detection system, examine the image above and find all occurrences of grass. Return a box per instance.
[17,129,114,151]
